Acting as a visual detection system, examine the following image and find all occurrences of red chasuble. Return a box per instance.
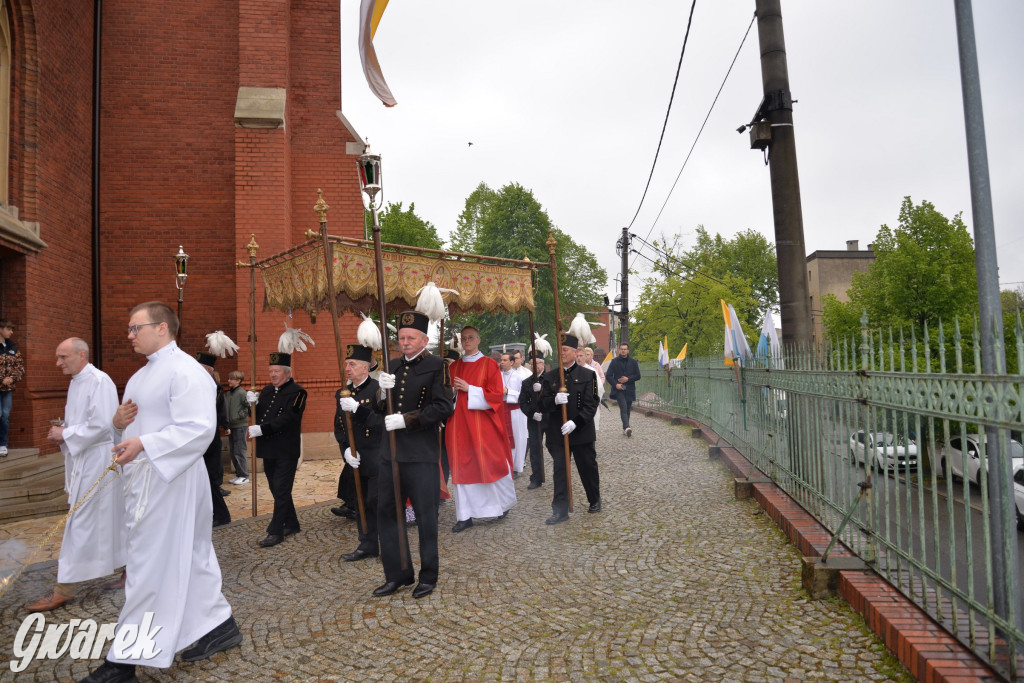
[446,355,512,485]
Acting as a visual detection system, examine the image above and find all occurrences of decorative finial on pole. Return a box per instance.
[314,188,330,225]
[546,230,557,255]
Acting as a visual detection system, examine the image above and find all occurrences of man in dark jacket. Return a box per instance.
[373,311,454,599]
[518,354,547,490]
[249,351,307,547]
[606,342,642,437]
[335,342,385,561]
[540,332,600,525]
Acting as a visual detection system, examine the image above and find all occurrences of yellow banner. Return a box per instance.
[261,242,535,316]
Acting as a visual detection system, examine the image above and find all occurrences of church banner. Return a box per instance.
[260,242,535,316]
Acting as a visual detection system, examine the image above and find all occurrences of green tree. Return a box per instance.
[377,201,444,250]
[450,183,607,347]
[822,197,977,339]
[630,227,775,361]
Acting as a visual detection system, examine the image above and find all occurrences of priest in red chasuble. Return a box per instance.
[446,326,517,533]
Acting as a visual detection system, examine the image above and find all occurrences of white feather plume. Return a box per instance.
[568,313,596,346]
[279,323,315,354]
[414,282,459,323]
[205,331,239,358]
[531,332,552,359]
[357,313,383,350]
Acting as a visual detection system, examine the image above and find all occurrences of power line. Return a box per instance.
[629,232,727,287]
[623,0,698,232]
[630,12,757,271]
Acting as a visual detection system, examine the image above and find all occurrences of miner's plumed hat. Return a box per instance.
[271,323,315,367]
[397,310,429,334]
[559,332,579,349]
[443,348,460,361]
[345,343,374,363]
[196,351,218,367]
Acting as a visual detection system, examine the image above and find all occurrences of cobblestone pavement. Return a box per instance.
[0,414,911,682]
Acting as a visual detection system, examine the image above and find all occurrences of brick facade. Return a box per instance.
[1,0,366,455]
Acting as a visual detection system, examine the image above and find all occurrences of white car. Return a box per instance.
[849,430,918,471]
[938,435,1024,486]
[1015,465,1024,531]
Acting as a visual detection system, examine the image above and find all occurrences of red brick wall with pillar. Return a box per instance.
[235,0,365,453]
[2,0,94,451]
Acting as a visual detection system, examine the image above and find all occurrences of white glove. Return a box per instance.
[560,420,577,435]
[344,447,360,469]
[246,391,258,404]
[378,373,396,390]
[532,383,542,392]
[533,412,542,422]
[339,396,359,412]
[385,413,406,431]
[555,392,569,405]
[247,425,263,438]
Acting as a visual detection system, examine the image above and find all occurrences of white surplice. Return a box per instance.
[502,368,528,472]
[57,363,125,584]
[582,362,604,431]
[107,342,232,668]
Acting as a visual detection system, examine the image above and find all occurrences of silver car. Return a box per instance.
[1014,465,1024,531]
[849,430,918,471]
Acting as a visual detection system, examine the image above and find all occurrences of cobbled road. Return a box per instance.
[1,414,910,682]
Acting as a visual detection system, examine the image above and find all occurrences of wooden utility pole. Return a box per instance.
[754,0,812,345]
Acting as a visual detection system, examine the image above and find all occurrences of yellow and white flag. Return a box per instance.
[359,0,397,107]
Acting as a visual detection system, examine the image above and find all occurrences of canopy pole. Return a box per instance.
[236,234,260,517]
[546,231,572,512]
[370,200,410,570]
[312,191,368,533]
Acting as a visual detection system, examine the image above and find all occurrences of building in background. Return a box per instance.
[806,240,876,343]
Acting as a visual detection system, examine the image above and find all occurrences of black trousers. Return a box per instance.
[202,434,230,526]
[377,459,439,584]
[353,470,379,554]
[527,420,545,485]
[337,462,355,504]
[547,439,599,516]
[616,394,634,430]
[263,457,299,535]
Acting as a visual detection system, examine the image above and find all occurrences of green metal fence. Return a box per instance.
[638,314,1024,680]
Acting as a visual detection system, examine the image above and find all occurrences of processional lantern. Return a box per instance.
[357,147,382,206]
[174,245,190,293]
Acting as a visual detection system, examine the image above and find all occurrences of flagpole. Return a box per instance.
[236,234,260,517]
[546,231,573,512]
[311,191,368,534]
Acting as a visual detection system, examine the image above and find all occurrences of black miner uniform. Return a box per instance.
[334,376,385,555]
[518,368,548,487]
[255,377,307,537]
[539,360,600,518]
[378,350,454,587]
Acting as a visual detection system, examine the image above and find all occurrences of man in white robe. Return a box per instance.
[499,352,528,475]
[79,302,241,683]
[24,338,125,612]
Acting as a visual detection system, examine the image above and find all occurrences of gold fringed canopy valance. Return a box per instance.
[259,238,537,317]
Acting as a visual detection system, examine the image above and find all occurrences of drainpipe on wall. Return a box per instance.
[91,0,102,367]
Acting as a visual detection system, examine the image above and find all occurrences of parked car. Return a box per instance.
[1015,465,1024,531]
[849,430,918,471]
[937,435,1024,486]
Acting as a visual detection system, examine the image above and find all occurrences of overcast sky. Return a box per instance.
[338,1,1024,314]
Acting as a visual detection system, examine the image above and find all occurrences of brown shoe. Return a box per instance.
[24,590,73,611]
[102,570,127,590]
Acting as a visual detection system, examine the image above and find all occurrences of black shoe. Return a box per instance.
[78,660,137,683]
[498,510,508,519]
[545,512,569,525]
[181,615,242,662]
[451,519,474,533]
[588,499,602,513]
[512,471,519,480]
[373,577,414,596]
[527,481,542,490]
[213,518,230,528]
[219,488,231,497]
[282,527,299,537]
[411,582,435,599]
[331,506,357,519]
[341,548,378,562]
[625,427,633,437]
[258,534,284,547]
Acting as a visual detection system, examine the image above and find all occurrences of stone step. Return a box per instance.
[0,447,44,466]
[0,452,64,485]
[0,495,69,523]
[0,470,66,501]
